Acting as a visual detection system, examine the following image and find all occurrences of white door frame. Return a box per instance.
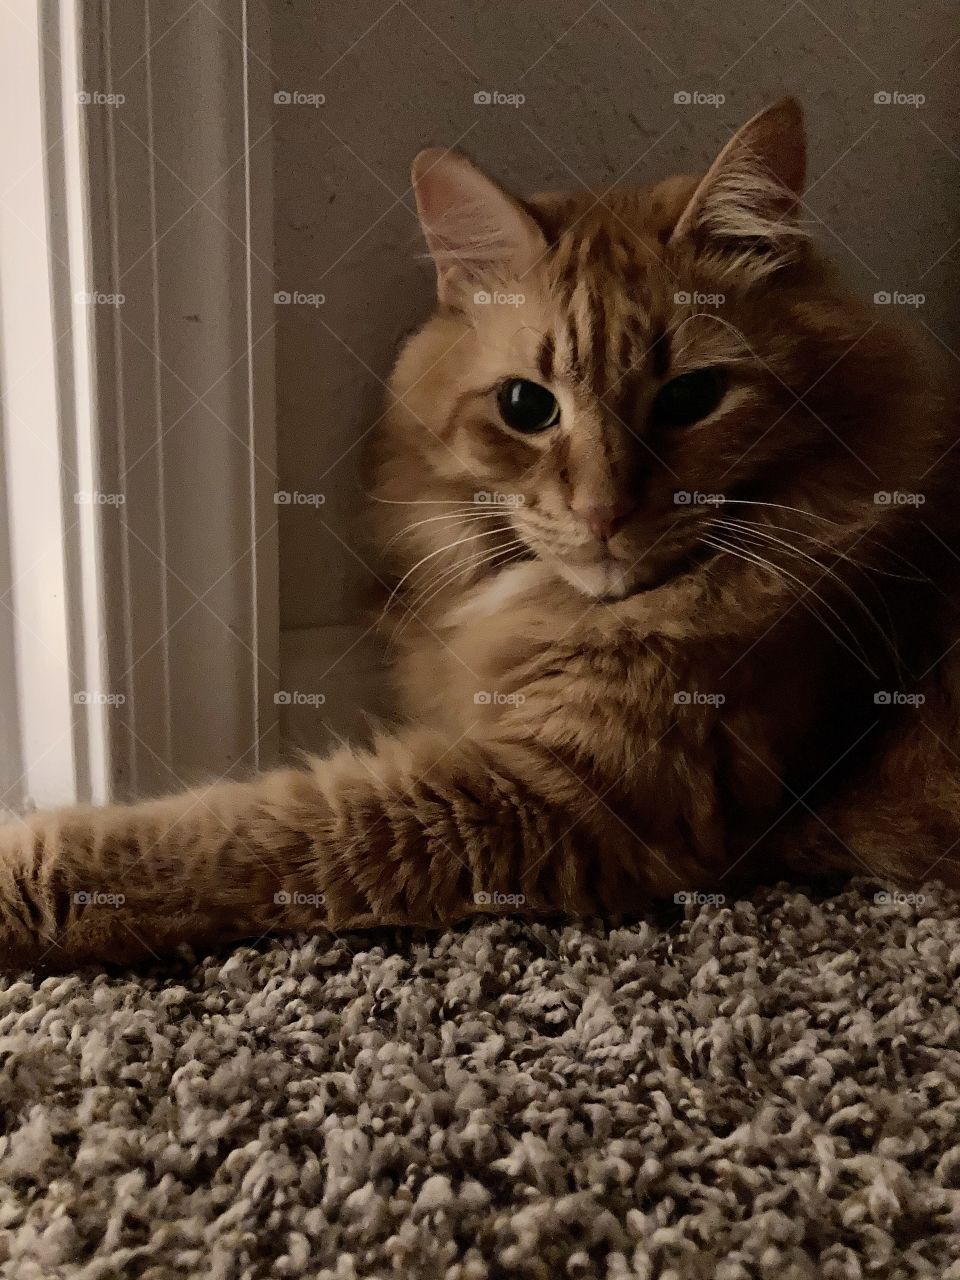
[0,0,278,809]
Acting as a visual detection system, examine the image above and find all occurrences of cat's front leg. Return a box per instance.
[0,725,631,970]
[0,773,320,968]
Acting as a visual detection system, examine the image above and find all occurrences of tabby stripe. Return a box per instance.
[586,224,612,271]
[556,240,580,296]
[588,288,608,392]
[537,332,555,381]
[617,324,633,378]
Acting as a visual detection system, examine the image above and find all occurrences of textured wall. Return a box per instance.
[272,0,960,640]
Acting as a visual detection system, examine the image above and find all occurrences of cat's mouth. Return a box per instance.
[510,517,711,601]
[533,540,710,601]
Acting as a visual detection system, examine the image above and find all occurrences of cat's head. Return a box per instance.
[381,98,922,601]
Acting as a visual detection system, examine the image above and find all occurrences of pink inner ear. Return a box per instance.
[411,149,547,295]
[412,149,503,255]
[412,151,473,241]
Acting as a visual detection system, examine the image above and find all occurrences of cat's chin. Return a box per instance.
[554,557,643,600]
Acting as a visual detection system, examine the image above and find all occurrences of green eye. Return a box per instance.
[651,368,725,428]
[496,378,560,433]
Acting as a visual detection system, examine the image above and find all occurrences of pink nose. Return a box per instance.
[574,503,633,543]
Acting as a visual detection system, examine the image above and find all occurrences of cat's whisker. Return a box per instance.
[719,497,933,583]
[396,555,526,643]
[720,514,875,568]
[366,493,486,507]
[392,540,528,640]
[384,508,518,548]
[416,533,526,590]
[717,517,902,670]
[700,531,879,675]
[718,509,930,583]
[380,527,516,622]
[701,531,871,669]
[719,514,923,676]
[413,542,529,616]
[394,541,518,630]
[717,498,842,526]
[718,516,900,610]
[719,513,902,602]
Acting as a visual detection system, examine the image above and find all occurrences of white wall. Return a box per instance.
[271,1,960,748]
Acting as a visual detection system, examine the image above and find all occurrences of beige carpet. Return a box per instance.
[1,878,959,1279]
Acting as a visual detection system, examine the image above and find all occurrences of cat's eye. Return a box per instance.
[496,378,560,433]
[651,368,725,428]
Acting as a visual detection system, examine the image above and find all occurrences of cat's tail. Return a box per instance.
[0,727,641,970]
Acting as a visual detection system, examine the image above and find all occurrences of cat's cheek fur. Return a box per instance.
[447,560,557,625]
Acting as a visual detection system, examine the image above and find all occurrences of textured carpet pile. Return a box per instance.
[1,879,960,1279]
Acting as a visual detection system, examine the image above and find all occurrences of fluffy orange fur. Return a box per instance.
[2,98,958,969]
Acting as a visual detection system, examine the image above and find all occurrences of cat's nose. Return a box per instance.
[573,502,634,543]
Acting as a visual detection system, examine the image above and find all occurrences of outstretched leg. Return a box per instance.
[0,727,646,969]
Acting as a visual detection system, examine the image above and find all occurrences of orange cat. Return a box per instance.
[2,97,958,968]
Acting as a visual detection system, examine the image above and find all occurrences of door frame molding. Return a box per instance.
[0,0,278,808]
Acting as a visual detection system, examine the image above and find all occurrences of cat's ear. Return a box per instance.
[411,149,547,304]
[669,97,807,264]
